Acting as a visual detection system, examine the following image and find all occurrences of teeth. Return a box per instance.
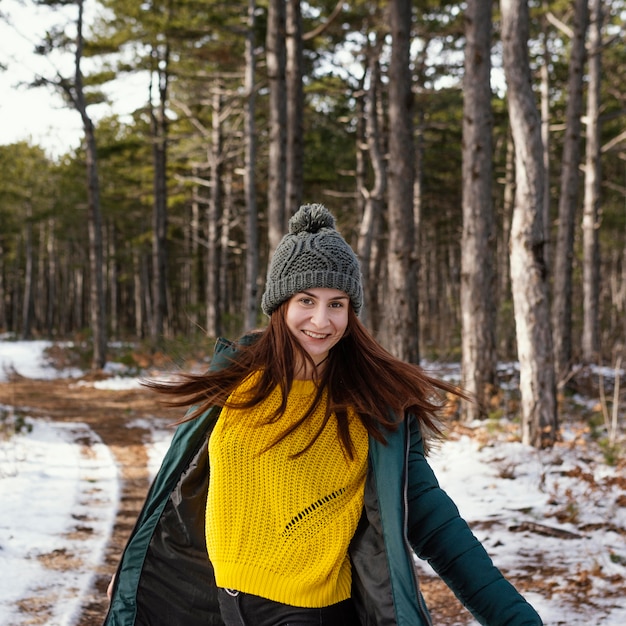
[303,330,327,339]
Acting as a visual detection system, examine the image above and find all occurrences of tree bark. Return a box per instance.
[551,0,589,380]
[460,0,496,421]
[581,0,603,363]
[266,0,287,253]
[357,37,386,329]
[244,0,259,331]
[21,203,34,340]
[384,0,418,362]
[500,0,557,448]
[285,0,303,216]
[540,4,551,269]
[69,0,106,368]
[206,86,223,338]
[149,39,170,343]
[495,131,516,358]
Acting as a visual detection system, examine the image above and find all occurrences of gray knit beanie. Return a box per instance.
[261,204,363,316]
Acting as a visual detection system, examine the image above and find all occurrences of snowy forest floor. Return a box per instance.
[1,343,625,625]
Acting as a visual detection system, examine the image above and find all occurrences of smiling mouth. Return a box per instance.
[302,330,328,340]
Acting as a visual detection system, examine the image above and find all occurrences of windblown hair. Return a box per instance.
[145,302,462,456]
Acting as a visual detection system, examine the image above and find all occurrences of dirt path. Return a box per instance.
[1,376,177,625]
[1,375,475,625]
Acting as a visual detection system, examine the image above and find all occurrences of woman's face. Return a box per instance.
[285,287,350,376]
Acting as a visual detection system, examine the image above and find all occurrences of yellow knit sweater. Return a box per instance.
[206,374,368,608]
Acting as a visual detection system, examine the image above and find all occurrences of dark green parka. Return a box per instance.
[104,337,543,626]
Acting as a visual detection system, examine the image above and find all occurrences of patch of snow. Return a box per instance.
[0,340,82,382]
[0,418,118,625]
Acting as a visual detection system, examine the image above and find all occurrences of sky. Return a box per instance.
[1,340,626,625]
[0,0,146,158]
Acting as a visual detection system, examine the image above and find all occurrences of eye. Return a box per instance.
[299,297,314,306]
[329,301,345,308]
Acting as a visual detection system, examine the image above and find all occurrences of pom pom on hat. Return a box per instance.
[288,203,335,234]
[261,204,363,316]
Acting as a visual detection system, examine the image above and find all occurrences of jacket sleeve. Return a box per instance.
[405,417,543,626]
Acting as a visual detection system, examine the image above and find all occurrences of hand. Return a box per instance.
[107,574,115,600]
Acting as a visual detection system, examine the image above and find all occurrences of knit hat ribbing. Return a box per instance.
[261,204,363,316]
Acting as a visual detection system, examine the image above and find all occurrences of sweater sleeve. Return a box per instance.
[405,417,543,626]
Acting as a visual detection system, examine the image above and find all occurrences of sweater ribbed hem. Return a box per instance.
[213,560,351,608]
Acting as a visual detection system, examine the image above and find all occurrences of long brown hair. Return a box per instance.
[145,301,462,456]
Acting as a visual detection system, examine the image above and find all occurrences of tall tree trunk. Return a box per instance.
[500,0,557,448]
[244,0,259,331]
[220,173,232,322]
[582,0,603,362]
[460,0,496,421]
[285,0,303,216]
[150,40,170,343]
[84,119,106,368]
[384,0,418,362]
[186,180,200,330]
[133,249,145,338]
[21,204,34,340]
[46,218,56,336]
[206,86,223,338]
[497,130,516,357]
[266,0,287,253]
[551,0,589,381]
[540,3,551,268]
[357,38,386,329]
[109,226,118,339]
[66,0,106,368]
[414,106,426,352]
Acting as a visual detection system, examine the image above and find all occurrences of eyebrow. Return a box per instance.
[300,290,349,301]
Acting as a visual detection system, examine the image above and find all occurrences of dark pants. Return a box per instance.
[217,588,361,626]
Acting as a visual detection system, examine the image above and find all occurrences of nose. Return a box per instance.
[310,304,329,327]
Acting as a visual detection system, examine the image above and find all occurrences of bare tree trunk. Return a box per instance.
[206,86,223,338]
[109,226,118,339]
[582,0,603,362]
[133,249,144,338]
[150,41,170,343]
[414,107,426,352]
[499,132,515,298]
[36,222,46,332]
[540,4,551,268]
[143,251,153,338]
[496,131,516,357]
[501,0,557,448]
[266,0,287,253]
[84,120,106,367]
[551,0,589,380]
[357,38,386,329]
[185,182,200,330]
[21,204,34,340]
[244,0,259,331]
[384,0,418,362]
[460,0,496,421]
[46,218,56,336]
[285,0,303,216]
[66,0,106,368]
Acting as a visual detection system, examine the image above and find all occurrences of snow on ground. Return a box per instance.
[0,339,83,382]
[424,430,626,624]
[0,340,175,625]
[0,418,118,626]
[1,340,625,625]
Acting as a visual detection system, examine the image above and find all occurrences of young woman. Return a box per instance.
[104,204,543,625]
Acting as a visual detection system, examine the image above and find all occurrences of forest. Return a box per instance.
[0,0,625,449]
